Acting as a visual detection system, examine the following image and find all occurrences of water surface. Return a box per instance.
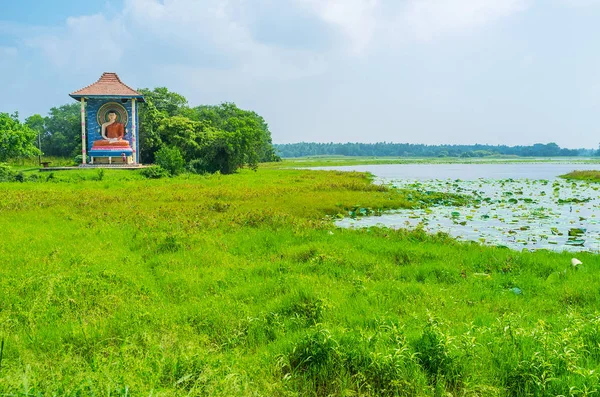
[322,163,600,253]
[313,163,600,181]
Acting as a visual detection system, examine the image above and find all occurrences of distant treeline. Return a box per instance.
[274,142,599,158]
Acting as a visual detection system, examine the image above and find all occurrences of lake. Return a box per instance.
[317,163,600,253]
[312,163,600,181]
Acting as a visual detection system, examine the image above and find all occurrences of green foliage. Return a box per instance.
[275,142,591,158]
[0,163,16,181]
[94,168,105,181]
[139,165,169,179]
[40,104,81,157]
[138,87,188,117]
[186,158,208,174]
[137,87,189,164]
[0,112,41,161]
[196,128,258,174]
[72,154,90,165]
[154,146,185,176]
[137,89,278,170]
[281,325,427,396]
[192,103,280,163]
[414,318,463,389]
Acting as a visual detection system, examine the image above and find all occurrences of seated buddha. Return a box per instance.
[92,111,131,149]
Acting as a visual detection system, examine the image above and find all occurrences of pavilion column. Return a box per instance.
[80,98,86,165]
[132,98,137,164]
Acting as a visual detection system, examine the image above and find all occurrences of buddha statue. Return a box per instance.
[92,111,131,149]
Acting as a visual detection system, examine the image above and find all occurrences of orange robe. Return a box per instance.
[106,122,124,139]
[93,122,131,148]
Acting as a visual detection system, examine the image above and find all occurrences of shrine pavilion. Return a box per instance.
[70,72,145,165]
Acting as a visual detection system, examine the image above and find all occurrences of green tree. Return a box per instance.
[194,129,253,174]
[42,104,81,157]
[25,114,44,161]
[25,114,44,137]
[156,115,205,161]
[138,101,167,163]
[154,146,185,176]
[0,112,41,161]
[137,87,190,163]
[136,88,279,171]
[138,87,188,117]
[192,103,279,162]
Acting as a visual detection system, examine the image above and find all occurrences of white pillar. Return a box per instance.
[131,98,137,164]
[80,98,86,165]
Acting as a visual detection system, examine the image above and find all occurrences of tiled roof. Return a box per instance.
[70,72,143,97]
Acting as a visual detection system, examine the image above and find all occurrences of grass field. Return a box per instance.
[562,170,600,182]
[1,165,600,396]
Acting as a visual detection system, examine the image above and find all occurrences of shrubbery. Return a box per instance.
[0,112,40,162]
[154,146,185,176]
[0,163,16,181]
[140,165,169,179]
[73,155,90,165]
[0,164,36,183]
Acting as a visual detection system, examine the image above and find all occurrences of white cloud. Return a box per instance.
[15,0,531,80]
[397,0,530,41]
[297,0,530,51]
[561,0,600,6]
[297,0,379,54]
[122,0,330,81]
[123,0,253,54]
[24,14,128,70]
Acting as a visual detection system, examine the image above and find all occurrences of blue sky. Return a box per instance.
[1,0,599,148]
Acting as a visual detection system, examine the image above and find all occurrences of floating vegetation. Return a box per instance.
[338,177,600,253]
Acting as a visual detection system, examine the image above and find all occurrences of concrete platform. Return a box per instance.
[39,164,148,171]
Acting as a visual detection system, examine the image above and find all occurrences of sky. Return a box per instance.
[1,0,599,148]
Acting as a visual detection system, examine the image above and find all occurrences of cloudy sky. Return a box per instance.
[1,0,599,148]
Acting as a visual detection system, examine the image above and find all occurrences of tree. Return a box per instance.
[138,101,167,163]
[156,115,205,161]
[25,114,44,137]
[192,103,280,162]
[25,114,44,162]
[137,87,190,163]
[136,88,279,170]
[154,146,185,176]
[42,104,81,157]
[138,87,188,117]
[0,112,41,161]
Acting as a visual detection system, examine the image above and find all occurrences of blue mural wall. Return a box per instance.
[86,98,140,161]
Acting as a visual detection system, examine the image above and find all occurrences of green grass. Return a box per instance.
[1,167,600,395]
[7,155,77,168]
[561,170,600,182]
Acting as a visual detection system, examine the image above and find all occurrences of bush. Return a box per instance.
[140,165,169,179]
[186,159,210,174]
[0,163,16,182]
[95,169,105,181]
[414,318,463,390]
[73,155,90,165]
[155,146,184,176]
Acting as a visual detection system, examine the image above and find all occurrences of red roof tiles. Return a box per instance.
[70,72,143,98]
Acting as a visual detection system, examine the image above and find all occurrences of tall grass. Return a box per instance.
[561,170,600,182]
[0,167,599,395]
